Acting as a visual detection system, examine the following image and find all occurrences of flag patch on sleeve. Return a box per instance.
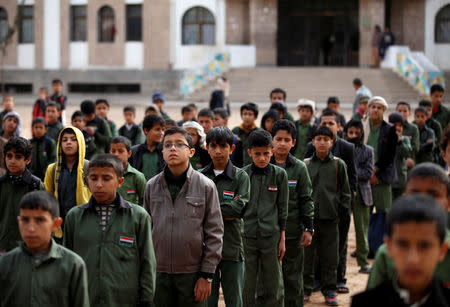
[119,236,134,247]
[288,180,297,187]
[268,186,278,191]
[127,189,136,194]
[223,190,235,199]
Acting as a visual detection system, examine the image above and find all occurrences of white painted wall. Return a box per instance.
[225,45,256,67]
[70,0,87,4]
[425,0,450,70]
[125,42,143,68]
[17,0,34,4]
[69,42,88,68]
[125,0,143,3]
[43,0,60,69]
[17,44,35,68]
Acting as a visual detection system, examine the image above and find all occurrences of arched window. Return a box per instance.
[0,7,7,43]
[182,6,215,45]
[435,4,450,43]
[98,5,115,42]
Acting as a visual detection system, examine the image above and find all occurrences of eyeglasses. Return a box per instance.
[163,143,190,150]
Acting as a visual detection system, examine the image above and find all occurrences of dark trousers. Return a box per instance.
[282,239,305,307]
[337,207,351,284]
[207,260,245,307]
[155,272,206,307]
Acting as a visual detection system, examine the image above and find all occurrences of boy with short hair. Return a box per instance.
[130,114,165,180]
[178,105,195,127]
[201,126,250,307]
[45,102,64,143]
[0,191,89,306]
[396,101,420,158]
[30,117,56,180]
[431,83,449,131]
[293,99,317,160]
[304,126,351,306]
[80,100,112,154]
[213,107,244,167]
[118,105,145,146]
[50,79,68,124]
[198,108,215,134]
[153,92,170,119]
[232,103,260,166]
[0,137,44,253]
[110,136,146,206]
[327,96,346,128]
[420,99,443,164]
[352,95,370,121]
[71,110,97,159]
[64,154,156,306]
[96,98,118,137]
[271,119,314,306]
[414,107,435,164]
[213,107,229,127]
[353,195,450,307]
[242,129,288,306]
[270,88,295,121]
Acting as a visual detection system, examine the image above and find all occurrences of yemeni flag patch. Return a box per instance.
[288,180,297,187]
[223,190,235,200]
[127,189,136,194]
[268,186,278,191]
[118,236,135,247]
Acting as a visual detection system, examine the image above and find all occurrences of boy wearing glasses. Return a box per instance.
[144,126,224,306]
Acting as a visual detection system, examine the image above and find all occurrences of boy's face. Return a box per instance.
[271,92,285,103]
[32,123,47,139]
[320,116,338,139]
[5,149,31,176]
[88,166,124,204]
[110,143,131,167]
[182,110,194,122]
[124,111,135,124]
[396,105,410,122]
[18,208,62,254]
[3,117,18,134]
[144,124,164,145]
[247,146,273,169]
[312,135,333,156]
[46,106,59,123]
[405,177,449,212]
[298,107,312,123]
[95,103,109,119]
[153,99,163,110]
[394,122,403,135]
[241,109,256,127]
[60,132,79,157]
[273,130,295,156]
[358,102,368,112]
[213,114,228,127]
[264,117,276,133]
[207,141,234,166]
[424,106,432,120]
[386,221,447,294]
[430,91,444,107]
[3,96,14,111]
[38,90,47,100]
[198,116,214,134]
[328,102,339,114]
[71,116,85,130]
[369,103,385,122]
[346,126,362,140]
[185,128,199,146]
[52,82,62,94]
[414,112,427,128]
[162,132,195,167]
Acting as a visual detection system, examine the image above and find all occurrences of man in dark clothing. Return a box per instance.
[378,27,395,59]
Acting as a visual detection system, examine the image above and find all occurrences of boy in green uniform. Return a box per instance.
[118,105,145,146]
[367,163,450,290]
[71,111,97,159]
[201,126,250,307]
[303,126,351,306]
[130,114,165,180]
[64,154,156,306]
[29,117,56,180]
[419,99,443,164]
[396,102,420,155]
[232,103,260,166]
[271,120,314,307]
[80,100,112,154]
[110,136,146,205]
[270,88,295,121]
[414,107,435,164]
[242,129,288,307]
[352,95,370,121]
[0,137,44,253]
[45,102,64,143]
[431,83,450,131]
[96,99,118,137]
[0,191,89,307]
[292,99,316,160]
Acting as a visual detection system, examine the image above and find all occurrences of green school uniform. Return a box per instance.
[30,136,57,180]
[142,150,160,180]
[402,121,420,155]
[118,163,147,205]
[86,115,112,155]
[433,104,450,131]
[416,125,435,164]
[286,111,295,122]
[352,112,363,121]
[107,118,118,137]
[0,239,89,307]
[232,125,260,166]
[46,121,64,143]
[63,194,156,307]
[392,136,412,200]
[294,120,311,160]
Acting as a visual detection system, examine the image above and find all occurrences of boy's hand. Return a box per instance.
[426,138,433,143]
[406,158,415,168]
[370,173,378,185]
[194,278,211,302]
[278,231,286,262]
[301,231,312,246]
[84,126,95,136]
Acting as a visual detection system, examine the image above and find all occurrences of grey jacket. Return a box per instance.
[355,144,374,206]
[144,165,224,274]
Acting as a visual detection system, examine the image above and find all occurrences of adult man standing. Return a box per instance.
[353,79,372,113]
[144,127,224,307]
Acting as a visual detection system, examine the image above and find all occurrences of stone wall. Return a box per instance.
[249,0,277,65]
[390,0,425,51]
[359,0,385,66]
[226,0,250,45]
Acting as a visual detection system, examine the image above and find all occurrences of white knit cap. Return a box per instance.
[182,121,206,149]
[296,99,316,113]
[368,96,388,109]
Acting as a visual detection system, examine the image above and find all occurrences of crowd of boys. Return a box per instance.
[0,79,449,307]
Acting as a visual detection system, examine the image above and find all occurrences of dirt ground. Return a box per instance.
[14,103,369,307]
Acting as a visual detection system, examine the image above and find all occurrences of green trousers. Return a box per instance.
[371,182,392,212]
[155,272,206,307]
[282,239,304,307]
[303,219,338,295]
[207,260,245,307]
[243,235,284,307]
[352,192,370,266]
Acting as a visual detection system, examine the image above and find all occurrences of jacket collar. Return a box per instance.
[20,238,63,260]
[270,153,296,168]
[249,163,271,176]
[202,160,235,180]
[312,151,333,162]
[85,193,132,209]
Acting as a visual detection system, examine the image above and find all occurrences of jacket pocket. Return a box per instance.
[185,196,205,219]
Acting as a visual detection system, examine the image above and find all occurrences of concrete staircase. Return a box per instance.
[186,67,425,110]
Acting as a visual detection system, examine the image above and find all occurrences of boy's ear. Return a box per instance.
[117,176,125,188]
[143,128,149,135]
[189,147,196,158]
[439,241,448,262]
[312,139,316,146]
[52,217,63,230]
[25,156,32,166]
[127,150,132,159]
[247,149,252,158]
[230,143,236,155]
[291,138,296,147]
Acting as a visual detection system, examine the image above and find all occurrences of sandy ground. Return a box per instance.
[14,103,369,307]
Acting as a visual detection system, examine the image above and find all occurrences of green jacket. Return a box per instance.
[232,125,260,166]
[118,163,147,206]
[242,163,289,238]
[271,154,314,240]
[201,161,250,261]
[367,229,450,289]
[106,118,118,137]
[46,121,64,143]
[63,195,156,306]
[0,169,44,252]
[86,115,112,154]
[402,122,420,155]
[416,125,435,164]
[393,136,412,189]
[29,136,56,180]
[426,117,442,153]
[0,240,89,307]
[304,152,351,220]
[433,104,450,131]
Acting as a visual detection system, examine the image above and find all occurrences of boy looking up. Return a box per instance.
[30,117,56,180]
[353,195,450,307]
[414,107,435,164]
[0,191,89,307]
[50,79,67,124]
[96,99,118,137]
[198,108,215,135]
[80,100,112,154]
[130,114,165,181]
[64,154,156,306]
[396,102,420,167]
[201,126,250,307]
[271,119,314,307]
[292,99,316,160]
[0,137,44,253]
[118,105,145,146]
[431,83,449,131]
[232,103,260,166]
[242,130,288,306]
[110,136,146,206]
[45,102,64,143]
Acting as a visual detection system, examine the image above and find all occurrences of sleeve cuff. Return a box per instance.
[278,218,287,230]
[302,218,313,230]
[199,272,215,280]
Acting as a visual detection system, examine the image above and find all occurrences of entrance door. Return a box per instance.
[277,0,359,66]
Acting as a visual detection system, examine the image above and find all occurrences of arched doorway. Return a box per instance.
[277,0,359,66]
